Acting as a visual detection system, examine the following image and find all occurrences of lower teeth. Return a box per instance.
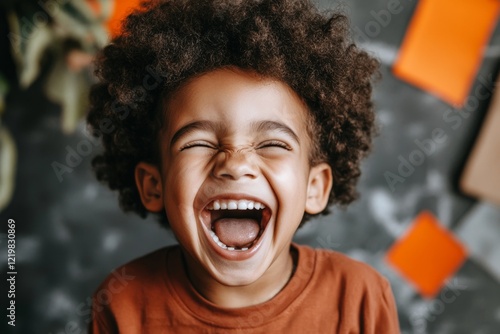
[210,230,250,251]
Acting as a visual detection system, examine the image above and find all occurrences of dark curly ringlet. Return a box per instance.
[87,0,380,227]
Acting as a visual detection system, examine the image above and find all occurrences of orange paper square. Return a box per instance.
[393,0,500,107]
[107,0,144,37]
[386,211,467,298]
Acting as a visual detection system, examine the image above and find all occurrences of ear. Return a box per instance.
[135,162,164,212]
[305,162,333,215]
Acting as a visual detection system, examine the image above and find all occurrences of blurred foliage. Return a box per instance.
[0,73,8,113]
[0,0,113,211]
[0,72,14,211]
[0,122,16,211]
[7,0,111,133]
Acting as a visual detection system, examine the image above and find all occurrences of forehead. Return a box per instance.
[162,67,310,133]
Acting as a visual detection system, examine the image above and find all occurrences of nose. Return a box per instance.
[212,149,258,180]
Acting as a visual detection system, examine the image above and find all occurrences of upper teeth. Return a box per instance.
[207,199,265,210]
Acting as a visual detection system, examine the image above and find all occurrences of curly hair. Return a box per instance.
[87,0,379,227]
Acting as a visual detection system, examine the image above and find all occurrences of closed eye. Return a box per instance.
[180,141,218,151]
[257,140,292,150]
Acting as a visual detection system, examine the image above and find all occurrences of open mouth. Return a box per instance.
[204,199,271,252]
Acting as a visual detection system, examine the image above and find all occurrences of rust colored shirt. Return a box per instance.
[89,244,400,333]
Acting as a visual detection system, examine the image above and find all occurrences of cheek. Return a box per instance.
[162,161,206,246]
[264,156,310,209]
[163,156,208,216]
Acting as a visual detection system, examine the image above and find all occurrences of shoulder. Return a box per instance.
[89,246,178,333]
[294,244,400,332]
[296,243,391,292]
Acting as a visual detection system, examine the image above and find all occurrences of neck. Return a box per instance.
[182,247,296,308]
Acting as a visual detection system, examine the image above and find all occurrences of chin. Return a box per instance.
[211,265,267,287]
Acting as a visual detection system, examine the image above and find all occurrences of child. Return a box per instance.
[87,0,399,332]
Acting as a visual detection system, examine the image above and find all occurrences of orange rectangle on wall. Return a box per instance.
[386,212,467,298]
[393,0,500,107]
[107,0,144,37]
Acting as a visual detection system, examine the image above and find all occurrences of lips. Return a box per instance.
[200,197,272,254]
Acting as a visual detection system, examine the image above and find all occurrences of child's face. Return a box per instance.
[136,68,332,286]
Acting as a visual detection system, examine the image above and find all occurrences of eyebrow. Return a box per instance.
[250,120,300,145]
[170,120,220,148]
[169,119,300,148]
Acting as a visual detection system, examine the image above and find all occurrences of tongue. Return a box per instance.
[213,218,260,248]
